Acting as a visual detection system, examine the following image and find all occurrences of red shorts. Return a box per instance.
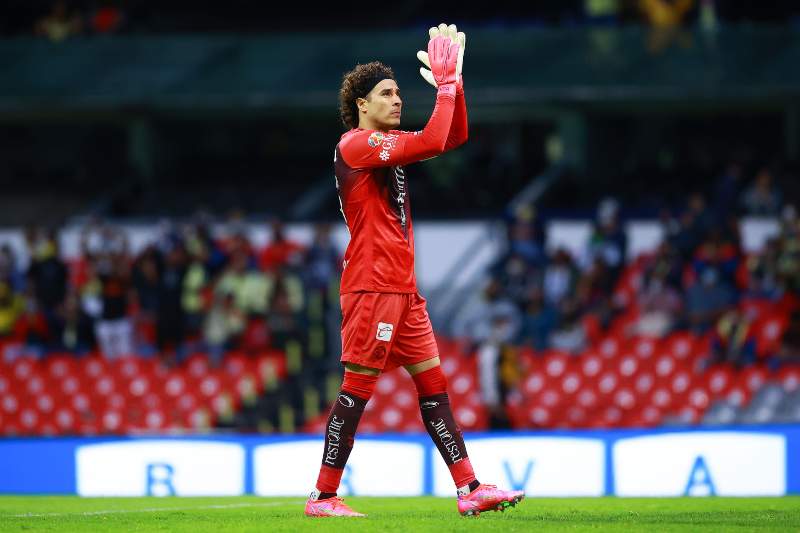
[340,292,438,372]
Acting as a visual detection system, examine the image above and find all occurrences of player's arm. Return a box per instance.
[419,24,467,151]
[443,89,467,151]
[340,31,461,169]
[338,92,456,169]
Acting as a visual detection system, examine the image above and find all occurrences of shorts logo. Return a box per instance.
[367,131,385,148]
[376,322,394,342]
[337,394,355,408]
[372,345,386,360]
[421,401,439,410]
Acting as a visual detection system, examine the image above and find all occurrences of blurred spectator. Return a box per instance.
[637,0,695,27]
[517,285,558,351]
[0,281,24,339]
[776,309,800,367]
[706,309,757,368]
[584,0,621,25]
[34,1,83,42]
[94,249,133,359]
[632,267,683,338]
[777,205,800,294]
[27,230,67,347]
[88,2,124,34]
[549,301,588,354]
[156,240,188,363]
[691,227,740,287]
[576,257,616,327]
[0,244,23,291]
[259,220,304,273]
[740,168,783,216]
[543,249,579,308]
[585,197,627,278]
[59,289,95,354]
[181,238,210,339]
[204,292,246,365]
[685,268,735,334]
[668,192,712,260]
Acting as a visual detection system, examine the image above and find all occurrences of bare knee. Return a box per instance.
[404,356,441,376]
[344,362,381,376]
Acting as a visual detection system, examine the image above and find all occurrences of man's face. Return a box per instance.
[359,79,402,130]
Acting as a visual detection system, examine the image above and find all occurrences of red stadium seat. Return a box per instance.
[560,371,582,396]
[613,387,637,411]
[580,352,604,378]
[35,393,56,415]
[653,353,677,382]
[617,354,639,380]
[634,372,655,395]
[598,337,620,359]
[739,365,770,393]
[522,370,546,395]
[649,387,674,410]
[753,313,788,358]
[526,405,552,428]
[597,372,619,396]
[576,388,600,409]
[687,386,711,411]
[45,355,76,379]
[704,365,734,396]
[543,351,570,378]
[53,407,78,433]
[633,337,658,361]
[17,407,39,433]
[185,353,211,378]
[25,375,47,396]
[665,333,696,361]
[778,366,800,393]
[82,356,109,379]
[2,394,19,415]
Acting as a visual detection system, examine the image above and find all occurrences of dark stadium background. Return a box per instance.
[0,0,798,499]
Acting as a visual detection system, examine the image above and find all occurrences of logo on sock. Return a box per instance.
[376,322,394,342]
[337,394,355,408]
[324,415,345,466]
[421,401,439,410]
[430,418,462,463]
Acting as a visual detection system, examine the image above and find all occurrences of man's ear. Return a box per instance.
[356,97,368,114]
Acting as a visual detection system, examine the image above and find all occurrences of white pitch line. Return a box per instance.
[9,500,304,518]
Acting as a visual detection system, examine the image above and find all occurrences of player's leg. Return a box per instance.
[405,356,480,493]
[397,293,524,516]
[305,363,377,517]
[306,292,398,517]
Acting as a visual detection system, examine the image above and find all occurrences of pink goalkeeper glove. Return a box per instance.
[427,29,460,91]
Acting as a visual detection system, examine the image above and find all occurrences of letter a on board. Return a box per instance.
[684,455,716,496]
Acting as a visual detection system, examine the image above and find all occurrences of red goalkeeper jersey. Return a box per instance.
[334,89,467,294]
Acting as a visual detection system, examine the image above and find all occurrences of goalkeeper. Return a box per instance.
[305,23,525,518]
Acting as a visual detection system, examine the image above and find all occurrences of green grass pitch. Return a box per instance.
[1,496,799,532]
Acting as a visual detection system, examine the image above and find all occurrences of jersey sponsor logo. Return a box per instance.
[376,322,394,342]
[337,394,355,408]
[368,131,385,148]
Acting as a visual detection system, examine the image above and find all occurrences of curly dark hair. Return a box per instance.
[339,61,395,129]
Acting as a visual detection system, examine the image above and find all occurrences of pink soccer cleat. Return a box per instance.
[304,494,366,518]
[457,484,525,517]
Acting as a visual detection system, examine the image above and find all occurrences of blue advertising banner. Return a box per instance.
[0,426,797,497]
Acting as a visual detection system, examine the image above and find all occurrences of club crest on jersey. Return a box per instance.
[376,322,394,342]
[368,131,385,148]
